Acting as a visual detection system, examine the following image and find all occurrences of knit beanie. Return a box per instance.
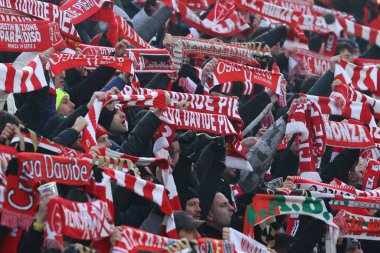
[55,88,70,110]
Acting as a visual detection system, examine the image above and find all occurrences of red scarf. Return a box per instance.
[113,226,175,253]
[211,59,283,95]
[290,49,330,76]
[363,160,380,191]
[335,210,380,240]
[48,52,135,75]
[267,0,313,15]
[44,197,113,249]
[174,0,250,38]
[312,5,355,22]
[0,55,48,93]
[1,152,92,230]
[1,0,81,41]
[235,0,308,44]
[0,20,66,52]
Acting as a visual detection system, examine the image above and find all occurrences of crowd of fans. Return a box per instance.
[2,0,380,252]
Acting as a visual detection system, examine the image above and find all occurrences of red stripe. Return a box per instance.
[350,65,360,88]
[29,60,42,92]
[354,22,363,39]
[4,63,15,93]
[142,181,154,202]
[369,29,378,46]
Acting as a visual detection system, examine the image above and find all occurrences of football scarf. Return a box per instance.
[0,7,38,22]
[267,0,313,15]
[335,210,380,240]
[174,0,250,38]
[112,226,176,253]
[289,49,330,76]
[243,194,338,238]
[211,59,283,96]
[44,197,113,249]
[362,160,380,191]
[227,227,269,253]
[82,91,167,152]
[48,52,135,75]
[0,20,66,52]
[235,0,308,44]
[312,5,355,22]
[1,152,92,230]
[0,55,48,93]
[1,0,81,41]
[339,60,380,96]
[168,36,261,70]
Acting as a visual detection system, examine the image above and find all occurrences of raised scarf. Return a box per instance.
[0,20,66,52]
[211,59,283,96]
[267,0,313,15]
[312,5,355,22]
[44,197,113,249]
[81,91,166,152]
[48,52,135,75]
[243,194,338,239]
[0,55,48,93]
[362,159,380,191]
[1,0,81,41]
[112,226,176,253]
[334,64,380,119]
[289,48,330,76]
[0,7,38,22]
[227,227,269,253]
[335,210,380,240]
[235,0,308,44]
[169,36,261,70]
[173,0,250,38]
[1,152,92,230]
[339,59,380,96]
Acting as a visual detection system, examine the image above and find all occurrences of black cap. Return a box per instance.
[174,211,205,230]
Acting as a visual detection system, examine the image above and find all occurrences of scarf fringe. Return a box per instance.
[0,209,34,230]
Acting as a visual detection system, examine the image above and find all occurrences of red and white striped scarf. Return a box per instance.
[334,64,380,120]
[0,20,66,52]
[82,91,166,152]
[0,0,81,41]
[312,5,355,22]
[48,52,135,76]
[211,59,283,96]
[0,55,48,93]
[44,197,113,249]
[267,0,313,15]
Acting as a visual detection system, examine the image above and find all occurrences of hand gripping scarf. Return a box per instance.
[0,20,66,52]
[1,152,92,230]
[44,197,113,249]
[335,210,380,240]
[243,194,339,244]
[0,55,48,93]
[0,0,81,41]
[168,36,260,70]
[48,52,135,76]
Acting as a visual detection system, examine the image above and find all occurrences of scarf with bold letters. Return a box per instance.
[363,159,380,191]
[334,210,380,240]
[227,227,269,253]
[44,197,113,249]
[1,152,92,230]
[211,59,283,96]
[243,194,338,240]
[0,55,48,93]
[289,49,330,76]
[48,52,135,75]
[312,5,355,22]
[0,0,81,41]
[0,20,66,52]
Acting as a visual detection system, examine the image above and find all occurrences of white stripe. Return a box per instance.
[151,184,164,206]
[345,20,355,35]
[114,170,126,187]
[134,177,147,197]
[13,65,23,93]
[34,56,48,90]
[0,64,8,91]
[23,65,35,92]
[328,99,342,115]
[376,32,380,47]
[361,25,371,40]
[357,68,367,90]
[370,67,378,90]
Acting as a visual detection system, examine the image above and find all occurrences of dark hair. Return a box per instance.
[300,75,321,93]
[0,110,21,132]
[335,42,354,56]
